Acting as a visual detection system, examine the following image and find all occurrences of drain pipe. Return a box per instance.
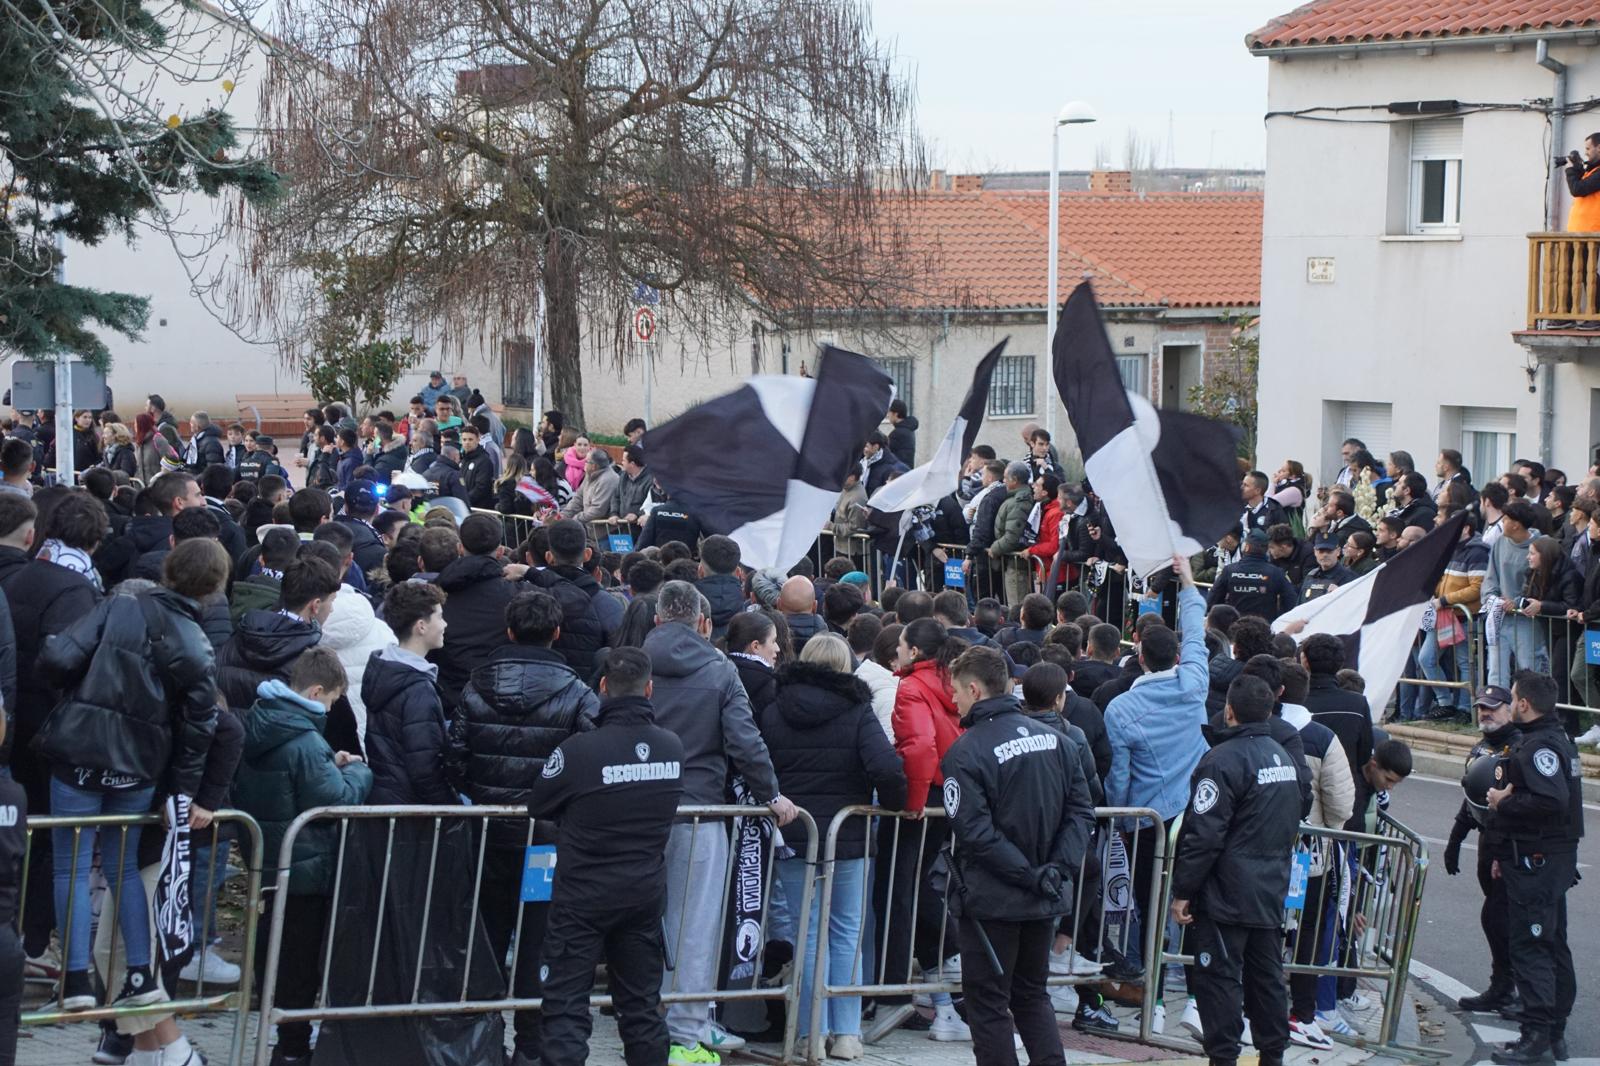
[1537,38,1566,465]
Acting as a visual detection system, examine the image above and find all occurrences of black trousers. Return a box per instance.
[872,817,955,1001]
[255,894,330,1057]
[477,847,549,1055]
[957,917,1063,1066]
[1288,872,1330,1022]
[0,924,20,1066]
[1503,851,1577,1036]
[1475,848,1512,985]
[1188,917,1289,1064]
[540,896,668,1066]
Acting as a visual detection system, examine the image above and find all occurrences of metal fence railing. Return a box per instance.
[21,810,265,1066]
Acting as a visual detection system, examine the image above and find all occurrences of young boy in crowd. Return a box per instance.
[234,647,373,1066]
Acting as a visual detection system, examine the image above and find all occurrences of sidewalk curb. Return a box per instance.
[1403,743,1600,803]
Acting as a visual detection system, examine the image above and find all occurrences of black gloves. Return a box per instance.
[1034,865,1064,902]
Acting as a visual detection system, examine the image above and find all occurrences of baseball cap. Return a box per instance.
[344,480,378,513]
[255,434,276,450]
[429,370,444,379]
[1244,529,1269,548]
[1474,685,1512,709]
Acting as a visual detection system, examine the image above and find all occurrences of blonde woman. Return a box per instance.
[99,423,137,476]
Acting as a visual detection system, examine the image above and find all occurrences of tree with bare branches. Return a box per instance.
[240,0,925,425]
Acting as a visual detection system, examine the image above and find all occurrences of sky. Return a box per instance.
[867,0,1293,173]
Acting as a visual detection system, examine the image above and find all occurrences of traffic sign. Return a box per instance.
[633,306,657,343]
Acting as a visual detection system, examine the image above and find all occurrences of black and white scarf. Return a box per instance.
[154,794,197,967]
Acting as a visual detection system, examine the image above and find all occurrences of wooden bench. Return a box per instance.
[236,393,317,439]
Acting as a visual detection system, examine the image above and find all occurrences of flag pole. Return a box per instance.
[888,529,910,591]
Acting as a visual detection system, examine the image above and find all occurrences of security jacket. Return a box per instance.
[1488,713,1584,854]
[939,695,1095,922]
[525,696,686,909]
[1171,719,1303,928]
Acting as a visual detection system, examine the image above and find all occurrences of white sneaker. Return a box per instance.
[1049,983,1080,1015]
[1317,1009,1356,1037]
[702,1020,745,1052]
[827,1034,863,1060]
[1133,1002,1165,1035]
[1576,724,1600,747]
[24,944,61,981]
[1178,999,1204,1040]
[929,1005,971,1042]
[1339,990,1375,1013]
[1289,1015,1335,1050]
[179,945,241,986]
[1048,945,1105,975]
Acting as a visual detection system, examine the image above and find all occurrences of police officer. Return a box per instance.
[525,647,687,1066]
[1485,671,1583,1065]
[1206,529,1297,622]
[1442,685,1520,1017]
[1299,533,1356,602]
[1170,674,1303,1066]
[940,645,1095,1066]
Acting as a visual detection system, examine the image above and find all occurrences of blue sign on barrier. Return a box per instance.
[1285,849,1311,910]
[521,845,557,902]
[608,533,635,553]
[1586,630,1600,667]
[943,560,965,588]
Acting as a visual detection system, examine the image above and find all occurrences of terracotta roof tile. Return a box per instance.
[1248,0,1599,49]
[885,190,1261,311]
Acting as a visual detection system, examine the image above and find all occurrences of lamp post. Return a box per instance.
[1045,101,1098,443]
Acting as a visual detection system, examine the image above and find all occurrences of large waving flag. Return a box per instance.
[1052,281,1242,577]
[867,339,1008,514]
[1273,512,1465,716]
[643,347,893,572]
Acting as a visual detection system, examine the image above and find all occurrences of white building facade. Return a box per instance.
[1251,4,1600,486]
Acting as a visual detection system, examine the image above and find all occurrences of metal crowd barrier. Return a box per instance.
[253,803,818,1066]
[798,804,1166,1061]
[1141,810,1430,1057]
[21,810,265,1066]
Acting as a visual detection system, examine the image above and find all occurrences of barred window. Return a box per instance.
[1116,354,1148,396]
[874,357,915,415]
[988,355,1036,417]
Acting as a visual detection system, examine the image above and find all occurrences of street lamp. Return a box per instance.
[1045,101,1097,442]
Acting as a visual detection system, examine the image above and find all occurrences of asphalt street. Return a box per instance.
[1392,770,1600,1060]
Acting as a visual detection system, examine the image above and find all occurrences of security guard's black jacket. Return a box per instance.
[1172,720,1304,928]
[1488,714,1584,853]
[939,695,1095,922]
[525,696,686,908]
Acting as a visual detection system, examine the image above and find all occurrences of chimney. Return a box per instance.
[929,168,946,192]
[951,174,983,193]
[1089,170,1132,193]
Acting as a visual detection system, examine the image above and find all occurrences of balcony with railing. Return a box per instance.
[1517,233,1600,360]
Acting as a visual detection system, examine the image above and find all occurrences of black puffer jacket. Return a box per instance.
[335,515,387,577]
[523,565,620,682]
[760,662,906,860]
[450,645,599,845]
[696,573,745,640]
[361,649,455,805]
[214,610,321,711]
[0,549,101,764]
[1171,720,1304,928]
[785,611,829,655]
[187,424,226,472]
[95,515,172,588]
[433,554,514,710]
[37,588,217,796]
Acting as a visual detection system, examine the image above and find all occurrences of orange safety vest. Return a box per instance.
[1569,163,1600,232]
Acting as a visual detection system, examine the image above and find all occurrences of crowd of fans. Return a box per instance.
[0,379,1583,1066]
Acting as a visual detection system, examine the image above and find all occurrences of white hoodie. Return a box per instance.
[318,584,397,745]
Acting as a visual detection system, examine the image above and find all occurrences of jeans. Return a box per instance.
[775,856,866,1038]
[50,779,155,973]
[1490,615,1546,687]
[1417,626,1470,711]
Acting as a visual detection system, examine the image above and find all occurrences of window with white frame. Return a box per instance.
[988,355,1036,417]
[1409,118,1462,234]
[1458,406,1517,483]
[1115,354,1148,398]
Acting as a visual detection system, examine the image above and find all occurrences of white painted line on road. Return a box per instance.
[1408,958,1479,1003]
[1471,1022,1521,1045]
[1408,773,1600,813]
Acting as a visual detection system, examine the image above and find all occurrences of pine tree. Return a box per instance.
[0,0,278,367]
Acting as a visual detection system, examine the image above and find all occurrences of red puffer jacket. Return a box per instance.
[891,659,964,811]
[1028,499,1064,561]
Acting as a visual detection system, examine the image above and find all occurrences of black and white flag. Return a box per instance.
[867,339,1008,513]
[1273,512,1466,715]
[1052,281,1242,577]
[643,346,893,572]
